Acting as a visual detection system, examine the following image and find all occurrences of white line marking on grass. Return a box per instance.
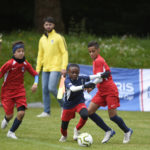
[21,138,82,150]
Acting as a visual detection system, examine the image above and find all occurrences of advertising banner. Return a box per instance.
[79,64,150,112]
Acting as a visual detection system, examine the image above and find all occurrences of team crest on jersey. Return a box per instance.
[81,78,84,84]
[51,39,54,44]
[22,66,25,72]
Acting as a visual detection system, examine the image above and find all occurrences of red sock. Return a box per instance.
[61,128,67,137]
[76,118,87,130]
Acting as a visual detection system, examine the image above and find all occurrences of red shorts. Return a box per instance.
[1,96,27,115]
[61,103,87,122]
[92,92,120,109]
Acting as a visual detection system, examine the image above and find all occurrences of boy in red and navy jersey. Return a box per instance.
[0,41,39,139]
[87,41,133,144]
[59,64,101,142]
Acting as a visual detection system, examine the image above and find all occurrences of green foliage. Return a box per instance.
[0,108,150,150]
[1,31,150,103]
[1,30,150,68]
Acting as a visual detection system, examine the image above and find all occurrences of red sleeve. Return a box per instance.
[93,56,110,74]
[95,59,104,73]
[0,60,12,79]
[25,61,38,76]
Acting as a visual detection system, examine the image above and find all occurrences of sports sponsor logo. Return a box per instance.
[81,78,84,85]
[115,82,134,101]
[51,39,54,44]
[12,68,16,70]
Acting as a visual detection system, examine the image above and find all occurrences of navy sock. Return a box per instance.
[110,115,129,133]
[5,116,10,122]
[89,113,111,132]
[10,118,22,132]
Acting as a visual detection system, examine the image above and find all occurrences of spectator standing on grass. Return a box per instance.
[87,41,133,144]
[36,16,68,117]
[0,41,39,139]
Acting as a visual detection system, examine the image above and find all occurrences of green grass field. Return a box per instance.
[0,106,150,150]
[0,31,150,150]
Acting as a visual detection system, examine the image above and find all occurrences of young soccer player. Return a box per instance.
[0,41,39,139]
[87,41,133,144]
[59,64,101,142]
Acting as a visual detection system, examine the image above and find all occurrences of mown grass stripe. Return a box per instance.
[21,138,82,150]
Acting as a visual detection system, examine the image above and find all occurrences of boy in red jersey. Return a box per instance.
[87,41,133,144]
[0,41,39,139]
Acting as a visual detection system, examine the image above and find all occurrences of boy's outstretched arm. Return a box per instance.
[89,73,102,80]
[69,82,96,92]
[31,75,39,93]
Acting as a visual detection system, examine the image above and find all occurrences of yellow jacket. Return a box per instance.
[36,30,68,72]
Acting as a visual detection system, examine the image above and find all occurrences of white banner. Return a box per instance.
[139,69,150,111]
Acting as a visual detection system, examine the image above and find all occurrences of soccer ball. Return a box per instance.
[77,133,93,147]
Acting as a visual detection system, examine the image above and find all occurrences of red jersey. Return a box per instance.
[93,54,118,96]
[0,59,38,99]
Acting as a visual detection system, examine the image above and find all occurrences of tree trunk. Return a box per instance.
[34,0,64,33]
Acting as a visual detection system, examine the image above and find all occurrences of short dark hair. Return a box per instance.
[67,64,80,71]
[12,41,24,49]
[88,41,99,49]
[43,16,55,24]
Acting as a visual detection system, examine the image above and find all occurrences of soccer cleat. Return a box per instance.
[59,135,67,142]
[123,128,133,144]
[73,127,80,141]
[101,129,116,143]
[36,112,50,117]
[1,118,8,129]
[7,131,18,139]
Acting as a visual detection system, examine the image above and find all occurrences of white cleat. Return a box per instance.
[1,118,8,129]
[7,131,18,139]
[37,112,50,118]
[59,136,67,142]
[101,129,116,143]
[73,127,80,141]
[123,128,133,144]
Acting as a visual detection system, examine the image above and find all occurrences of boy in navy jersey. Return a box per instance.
[59,64,101,142]
[0,41,39,139]
[87,41,133,144]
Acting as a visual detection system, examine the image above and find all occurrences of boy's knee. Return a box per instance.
[17,106,26,120]
[80,108,88,120]
[6,114,13,121]
[87,108,95,115]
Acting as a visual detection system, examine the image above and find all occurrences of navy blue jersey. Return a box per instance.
[63,75,90,109]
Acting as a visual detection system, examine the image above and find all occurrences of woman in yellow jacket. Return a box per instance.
[36,16,68,117]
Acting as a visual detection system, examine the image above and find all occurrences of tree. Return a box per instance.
[34,0,64,33]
